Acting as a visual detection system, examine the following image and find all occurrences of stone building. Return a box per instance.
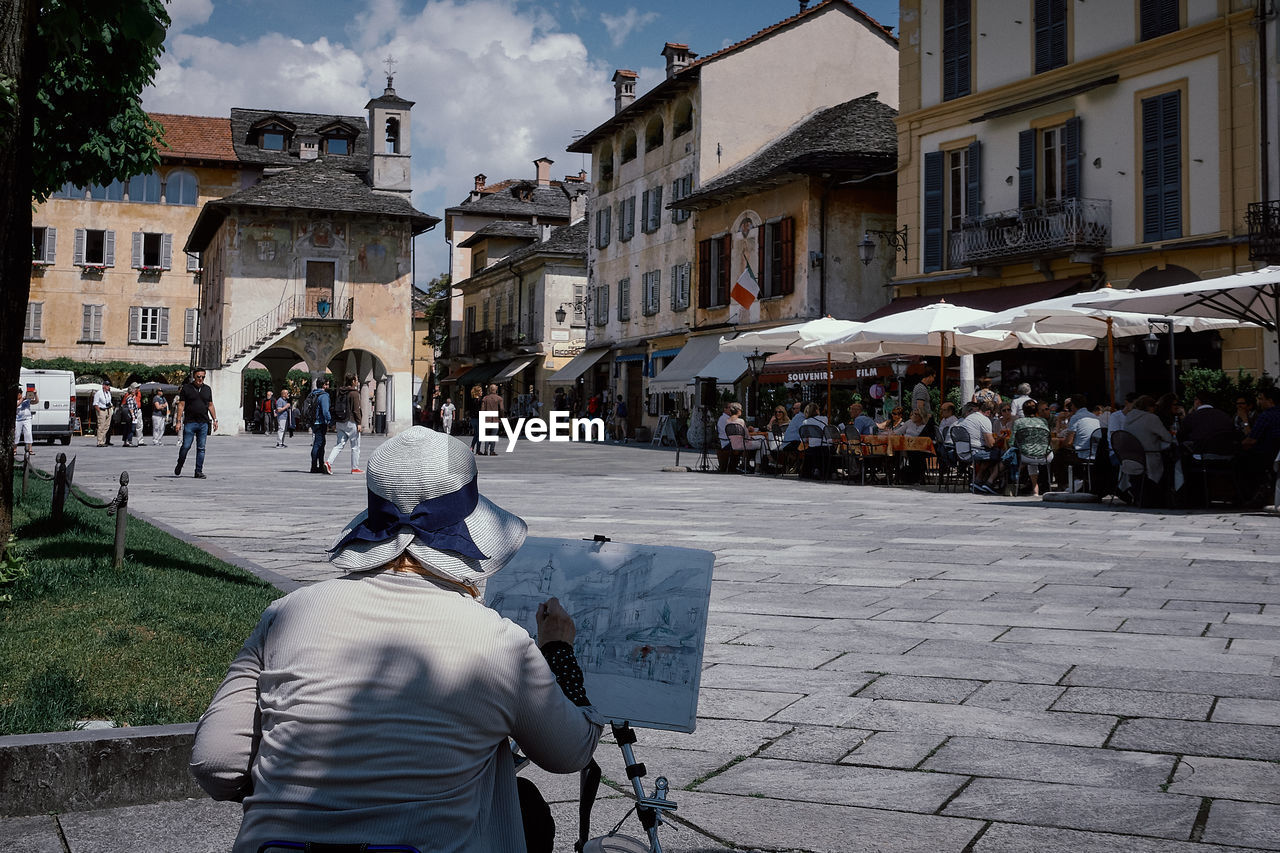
[564,0,899,436]
[892,0,1271,392]
[25,114,240,366]
[185,80,438,435]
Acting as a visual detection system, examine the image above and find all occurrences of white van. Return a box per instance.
[18,368,75,446]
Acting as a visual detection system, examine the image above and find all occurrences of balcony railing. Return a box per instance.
[467,329,496,355]
[1247,200,1280,264]
[949,197,1111,267]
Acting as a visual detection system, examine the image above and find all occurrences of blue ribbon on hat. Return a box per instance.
[327,476,489,559]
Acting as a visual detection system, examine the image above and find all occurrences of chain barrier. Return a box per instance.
[30,453,130,567]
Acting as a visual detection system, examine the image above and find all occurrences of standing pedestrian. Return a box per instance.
[274,388,292,447]
[308,378,333,474]
[15,384,37,456]
[468,384,483,452]
[174,368,219,479]
[440,396,456,435]
[325,374,364,474]
[613,397,628,443]
[479,383,503,455]
[93,381,114,446]
[122,386,140,447]
[261,390,274,435]
[151,392,169,445]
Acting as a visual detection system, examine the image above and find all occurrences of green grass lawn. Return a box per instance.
[0,471,282,735]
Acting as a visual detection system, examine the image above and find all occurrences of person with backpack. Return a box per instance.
[305,378,333,474]
[325,374,364,474]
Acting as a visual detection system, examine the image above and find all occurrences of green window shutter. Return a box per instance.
[966,141,982,219]
[1063,117,1082,199]
[1018,130,1037,208]
[923,151,945,272]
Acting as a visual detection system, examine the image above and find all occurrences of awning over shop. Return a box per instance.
[757,350,914,384]
[615,353,646,362]
[649,335,749,394]
[493,355,538,383]
[453,360,509,388]
[547,347,611,384]
[860,278,1087,322]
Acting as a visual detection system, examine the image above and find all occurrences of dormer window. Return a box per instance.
[262,131,286,151]
[252,117,296,152]
[324,137,349,155]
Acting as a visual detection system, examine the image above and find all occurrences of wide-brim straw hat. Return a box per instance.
[328,427,527,582]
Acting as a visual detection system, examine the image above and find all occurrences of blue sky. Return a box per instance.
[148,0,900,280]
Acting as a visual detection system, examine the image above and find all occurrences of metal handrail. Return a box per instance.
[950,197,1111,266]
[221,296,298,365]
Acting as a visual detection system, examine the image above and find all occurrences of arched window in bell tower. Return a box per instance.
[385,117,400,154]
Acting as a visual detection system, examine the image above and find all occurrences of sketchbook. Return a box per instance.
[485,536,715,733]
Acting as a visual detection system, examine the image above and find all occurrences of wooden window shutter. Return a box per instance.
[161,234,173,270]
[650,185,662,231]
[1018,130,1037,208]
[1034,0,1066,74]
[92,306,102,341]
[756,227,766,294]
[640,189,650,230]
[44,227,56,264]
[74,228,86,265]
[682,262,691,309]
[779,217,795,294]
[697,239,711,308]
[617,200,625,241]
[942,0,970,101]
[1140,0,1178,41]
[187,251,201,272]
[159,308,170,344]
[923,151,945,272]
[132,232,143,268]
[618,277,629,321]
[966,141,982,220]
[185,308,199,345]
[81,304,92,340]
[25,303,42,339]
[717,235,731,307]
[129,306,141,343]
[598,284,610,326]
[104,230,115,266]
[1142,92,1181,241]
[1063,116,1082,199]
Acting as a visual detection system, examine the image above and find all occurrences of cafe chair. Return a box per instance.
[1110,429,1158,506]
[859,434,893,486]
[798,424,833,481]
[1066,430,1104,494]
[724,423,760,475]
[1183,431,1241,506]
[946,425,975,493]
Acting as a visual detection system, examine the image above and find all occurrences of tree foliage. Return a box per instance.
[418,272,452,352]
[1,0,171,554]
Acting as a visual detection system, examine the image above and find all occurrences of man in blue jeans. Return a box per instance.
[308,378,333,473]
[174,368,219,479]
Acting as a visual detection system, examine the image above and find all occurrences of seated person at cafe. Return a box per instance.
[1108,393,1138,462]
[994,402,1015,432]
[799,402,832,480]
[1179,394,1236,448]
[877,406,905,433]
[936,402,959,441]
[1237,387,1280,504]
[1010,383,1033,418]
[960,399,1001,492]
[1118,395,1173,502]
[846,402,878,436]
[780,401,806,451]
[724,402,765,471]
[1011,400,1052,497]
[1052,394,1100,489]
[766,405,791,436]
[891,411,928,437]
[716,402,734,449]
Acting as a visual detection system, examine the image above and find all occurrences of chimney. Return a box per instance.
[661,43,697,80]
[798,0,810,11]
[474,173,487,192]
[534,157,553,186]
[612,70,637,114]
[540,224,554,241]
[569,186,589,223]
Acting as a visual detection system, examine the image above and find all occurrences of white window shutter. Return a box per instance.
[132,232,143,268]
[161,234,172,270]
[186,251,200,272]
[185,308,198,345]
[159,307,170,343]
[74,228,86,265]
[34,303,42,338]
[93,306,103,341]
[81,305,91,339]
[129,306,140,343]
[45,227,56,264]
[104,230,115,266]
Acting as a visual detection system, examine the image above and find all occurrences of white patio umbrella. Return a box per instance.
[801,301,1095,400]
[720,317,863,420]
[1075,266,1280,370]
[955,287,1248,403]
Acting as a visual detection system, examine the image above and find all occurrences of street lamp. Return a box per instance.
[1145,318,1177,394]
[745,349,769,420]
[890,358,909,410]
[554,293,592,326]
[859,225,910,266]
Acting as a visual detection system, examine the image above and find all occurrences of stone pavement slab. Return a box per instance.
[23,434,1280,852]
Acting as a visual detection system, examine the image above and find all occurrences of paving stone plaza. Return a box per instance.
[7,431,1280,852]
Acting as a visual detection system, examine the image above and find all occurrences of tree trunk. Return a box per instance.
[0,0,39,553]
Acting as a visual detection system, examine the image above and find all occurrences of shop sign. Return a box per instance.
[552,340,586,357]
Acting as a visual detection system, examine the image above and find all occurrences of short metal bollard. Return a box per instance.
[106,472,129,569]
[51,453,69,523]
[21,451,30,500]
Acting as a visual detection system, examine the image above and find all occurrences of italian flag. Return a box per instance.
[730,263,759,311]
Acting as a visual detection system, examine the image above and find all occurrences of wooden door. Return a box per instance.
[306,261,335,317]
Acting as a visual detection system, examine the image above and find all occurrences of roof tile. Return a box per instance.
[150,113,238,163]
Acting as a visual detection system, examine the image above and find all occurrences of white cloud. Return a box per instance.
[144,0,615,279]
[165,0,215,34]
[600,8,659,48]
